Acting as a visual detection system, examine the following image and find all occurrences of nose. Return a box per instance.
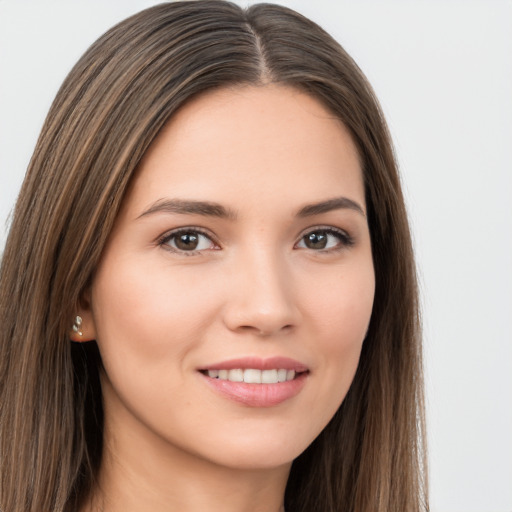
[222,248,301,337]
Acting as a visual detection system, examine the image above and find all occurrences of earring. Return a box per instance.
[72,315,83,337]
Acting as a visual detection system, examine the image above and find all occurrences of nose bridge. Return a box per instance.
[224,242,299,335]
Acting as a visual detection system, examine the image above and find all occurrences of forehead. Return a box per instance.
[125,84,364,216]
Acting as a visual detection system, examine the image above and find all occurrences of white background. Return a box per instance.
[1,1,511,511]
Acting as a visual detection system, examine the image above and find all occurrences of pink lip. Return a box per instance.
[201,373,308,407]
[199,356,308,372]
[198,356,309,407]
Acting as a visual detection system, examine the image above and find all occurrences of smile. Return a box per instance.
[199,357,309,407]
[204,368,297,384]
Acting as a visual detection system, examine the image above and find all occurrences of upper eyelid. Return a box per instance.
[158,226,217,244]
[297,224,351,239]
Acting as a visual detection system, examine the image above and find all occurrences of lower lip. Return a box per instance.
[201,372,308,407]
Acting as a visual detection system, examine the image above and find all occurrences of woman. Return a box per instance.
[0,2,427,511]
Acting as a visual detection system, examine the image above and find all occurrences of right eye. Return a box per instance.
[159,229,217,254]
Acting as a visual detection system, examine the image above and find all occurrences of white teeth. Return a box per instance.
[261,369,278,384]
[206,368,298,383]
[228,369,244,382]
[244,369,262,384]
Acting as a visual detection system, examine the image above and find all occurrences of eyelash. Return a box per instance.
[157,225,354,256]
[157,227,219,257]
[296,226,355,253]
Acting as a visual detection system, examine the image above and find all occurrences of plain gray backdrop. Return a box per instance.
[1,1,511,511]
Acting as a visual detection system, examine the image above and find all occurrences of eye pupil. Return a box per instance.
[305,232,327,249]
[175,232,199,250]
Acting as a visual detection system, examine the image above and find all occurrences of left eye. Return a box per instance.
[161,230,216,252]
[296,229,350,251]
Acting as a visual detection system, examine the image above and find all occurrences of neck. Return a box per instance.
[88,454,288,512]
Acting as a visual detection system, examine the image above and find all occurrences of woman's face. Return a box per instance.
[80,85,375,471]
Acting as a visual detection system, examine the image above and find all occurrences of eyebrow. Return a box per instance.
[297,197,365,218]
[138,196,365,220]
[138,199,237,220]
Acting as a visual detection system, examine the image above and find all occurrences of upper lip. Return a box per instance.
[199,356,309,373]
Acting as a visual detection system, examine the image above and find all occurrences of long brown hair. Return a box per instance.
[0,2,427,511]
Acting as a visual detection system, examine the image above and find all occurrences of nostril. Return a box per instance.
[252,324,294,337]
[222,293,300,336]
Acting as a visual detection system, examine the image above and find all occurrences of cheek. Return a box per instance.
[304,257,375,346]
[301,258,374,415]
[90,256,220,367]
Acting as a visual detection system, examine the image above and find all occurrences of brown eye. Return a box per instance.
[304,231,328,249]
[297,228,353,251]
[162,230,215,253]
[175,232,199,250]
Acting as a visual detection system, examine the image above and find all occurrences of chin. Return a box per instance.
[190,421,324,471]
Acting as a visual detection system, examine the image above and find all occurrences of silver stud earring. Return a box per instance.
[72,315,83,337]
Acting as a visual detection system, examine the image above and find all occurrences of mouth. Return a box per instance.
[200,368,304,384]
[198,357,309,407]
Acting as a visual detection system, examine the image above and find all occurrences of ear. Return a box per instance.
[69,289,97,342]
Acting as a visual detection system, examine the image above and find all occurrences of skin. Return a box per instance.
[75,85,375,512]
